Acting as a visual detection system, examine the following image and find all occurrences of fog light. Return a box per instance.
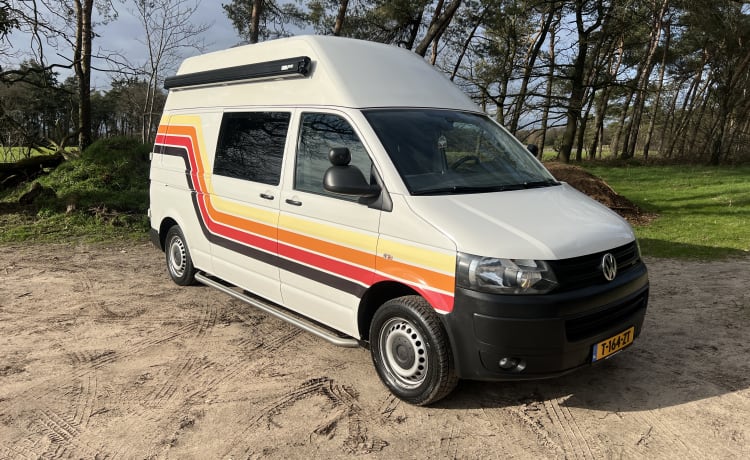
[498,357,526,372]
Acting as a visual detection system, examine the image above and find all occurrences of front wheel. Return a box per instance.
[164,225,197,286]
[369,296,458,406]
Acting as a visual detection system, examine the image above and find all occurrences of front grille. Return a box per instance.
[548,242,641,292]
[565,291,648,341]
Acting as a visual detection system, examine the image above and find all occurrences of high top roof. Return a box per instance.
[164,35,478,111]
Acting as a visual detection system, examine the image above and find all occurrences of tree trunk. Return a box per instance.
[559,0,604,163]
[509,6,556,134]
[643,21,671,159]
[591,38,624,159]
[671,70,709,157]
[539,12,560,158]
[610,84,635,158]
[250,0,262,44]
[622,0,669,160]
[559,41,587,163]
[450,11,486,81]
[414,0,461,57]
[665,54,707,157]
[577,88,596,161]
[0,154,64,189]
[73,0,94,151]
[332,0,349,36]
[404,9,423,50]
[709,47,750,164]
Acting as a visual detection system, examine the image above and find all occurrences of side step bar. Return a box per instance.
[195,272,360,348]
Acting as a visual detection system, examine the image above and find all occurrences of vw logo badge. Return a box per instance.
[601,253,617,281]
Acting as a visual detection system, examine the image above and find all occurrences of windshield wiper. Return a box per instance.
[411,184,524,195]
[519,179,560,189]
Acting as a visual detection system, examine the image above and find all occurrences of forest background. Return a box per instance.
[1,0,749,166]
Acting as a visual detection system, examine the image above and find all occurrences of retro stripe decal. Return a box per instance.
[155,116,455,312]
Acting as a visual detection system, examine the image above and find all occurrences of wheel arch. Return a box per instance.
[358,281,420,342]
[156,217,180,251]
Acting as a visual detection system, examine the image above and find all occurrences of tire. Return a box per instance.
[164,225,197,286]
[369,295,458,406]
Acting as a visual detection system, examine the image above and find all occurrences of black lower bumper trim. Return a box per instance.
[149,228,162,250]
[441,263,649,381]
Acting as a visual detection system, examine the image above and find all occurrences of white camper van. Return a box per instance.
[149,35,648,405]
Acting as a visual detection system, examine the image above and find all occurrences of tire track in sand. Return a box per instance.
[223,377,388,458]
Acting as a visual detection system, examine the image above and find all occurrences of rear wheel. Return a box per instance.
[165,225,196,286]
[369,295,458,406]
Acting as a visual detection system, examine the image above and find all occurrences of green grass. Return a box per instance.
[2,141,749,259]
[0,137,150,243]
[583,164,750,259]
[0,146,69,163]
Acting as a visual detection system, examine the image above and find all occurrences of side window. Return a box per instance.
[214,112,291,185]
[295,112,373,198]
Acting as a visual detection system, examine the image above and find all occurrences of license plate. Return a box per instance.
[592,326,635,362]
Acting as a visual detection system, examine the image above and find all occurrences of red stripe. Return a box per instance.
[196,194,277,254]
[371,274,454,313]
[278,242,373,286]
[160,134,203,188]
[156,128,455,312]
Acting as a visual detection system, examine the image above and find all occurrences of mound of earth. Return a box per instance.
[544,162,654,225]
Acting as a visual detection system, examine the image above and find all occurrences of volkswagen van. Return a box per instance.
[149,35,649,405]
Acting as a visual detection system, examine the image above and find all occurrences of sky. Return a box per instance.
[6,1,244,89]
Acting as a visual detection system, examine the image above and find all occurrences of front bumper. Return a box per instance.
[441,262,649,381]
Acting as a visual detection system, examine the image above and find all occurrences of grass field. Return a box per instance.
[0,138,149,243]
[0,146,57,162]
[584,164,750,258]
[2,144,749,260]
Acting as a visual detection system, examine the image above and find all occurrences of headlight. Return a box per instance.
[456,253,558,295]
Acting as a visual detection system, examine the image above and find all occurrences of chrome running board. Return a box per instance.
[195,272,360,348]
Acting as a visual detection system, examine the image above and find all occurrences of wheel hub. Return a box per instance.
[380,318,428,388]
[168,237,186,277]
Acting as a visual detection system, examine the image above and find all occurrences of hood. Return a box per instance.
[406,183,635,260]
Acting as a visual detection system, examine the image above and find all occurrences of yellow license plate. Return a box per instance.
[592,326,635,362]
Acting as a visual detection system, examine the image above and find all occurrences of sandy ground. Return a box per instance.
[0,241,748,459]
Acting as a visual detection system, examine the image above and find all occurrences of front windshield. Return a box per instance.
[363,109,557,195]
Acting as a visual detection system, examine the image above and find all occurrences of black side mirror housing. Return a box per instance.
[526,144,539,157]
[323,148,381,198]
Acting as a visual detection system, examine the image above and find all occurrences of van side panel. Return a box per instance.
[151,115,211,271]
[278,195,380,337]
[376,195,458,313]
[154,113,285,304]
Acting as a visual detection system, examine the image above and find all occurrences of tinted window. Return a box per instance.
[295,113,373,198]
[214,112,291,185]
[364,109,555,194]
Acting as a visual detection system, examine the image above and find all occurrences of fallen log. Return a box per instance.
[0,154,64,189]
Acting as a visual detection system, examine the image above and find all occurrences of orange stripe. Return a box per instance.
[161,124,278,239]
[211,206,277,239]
[157,122,455,296]
[377,258,454,293]
[278,228,375,268]
[166,124,210,194]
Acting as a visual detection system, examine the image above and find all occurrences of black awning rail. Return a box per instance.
[164,56,311,90]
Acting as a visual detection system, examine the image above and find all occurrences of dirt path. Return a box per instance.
[1,242,748,459]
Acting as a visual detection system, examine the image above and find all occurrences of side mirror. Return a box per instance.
[323,148,381,198]
[526,144,539,157]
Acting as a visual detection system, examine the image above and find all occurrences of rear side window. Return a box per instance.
[214,112,291,185]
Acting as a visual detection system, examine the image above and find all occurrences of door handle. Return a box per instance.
[285,199,302,206]
[260,193,274,200]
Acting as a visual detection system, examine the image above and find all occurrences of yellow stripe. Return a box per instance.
[378,238,455,274]
[212,196,278,225]
[279,214,378,253]
[168,115,215,194]
[161,115,455,283]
